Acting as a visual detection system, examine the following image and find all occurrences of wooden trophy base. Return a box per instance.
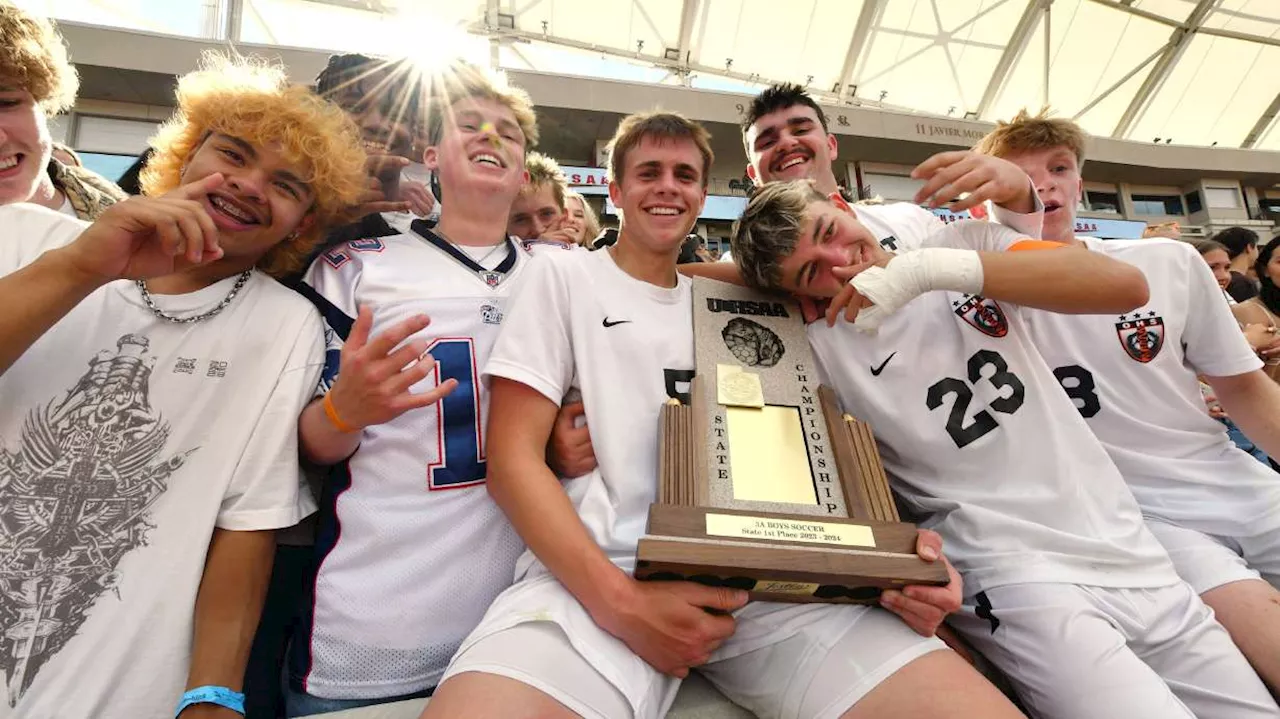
[636,388,948,604]
[635,505,948,604]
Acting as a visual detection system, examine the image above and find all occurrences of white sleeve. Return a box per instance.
[0,204,88,274]
[483,254,575,404]
[298,242,367,392]
[217,311,325,529]
[1182,247,1264,378]
[926,219,1031,253]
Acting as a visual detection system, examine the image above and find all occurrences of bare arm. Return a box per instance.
[178,528,275,719]
[1208,370,1280,460]
[830,245,1148,327]
[487,378,635,613]
[486,377,745,676]
[677,261,746,285]
[1,177,227,374]
[976,246,1149,314]
[0,247,105,374]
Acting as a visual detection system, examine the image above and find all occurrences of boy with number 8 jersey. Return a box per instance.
[287,63,541,715]
[976,109,1280,696]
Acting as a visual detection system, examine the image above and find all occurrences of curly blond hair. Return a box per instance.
[0,3,79,114]
[141,54,367,278]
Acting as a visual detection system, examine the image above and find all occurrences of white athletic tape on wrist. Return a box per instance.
[848,248,984,333]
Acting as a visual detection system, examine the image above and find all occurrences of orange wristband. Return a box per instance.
[323,393,358,434]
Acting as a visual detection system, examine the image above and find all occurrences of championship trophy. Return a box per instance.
[634,278,949,604]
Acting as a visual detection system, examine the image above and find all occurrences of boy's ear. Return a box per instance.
[423,146,439,171]
[607,178,622,208]
[746,163,759,184]
[828,192,853,213]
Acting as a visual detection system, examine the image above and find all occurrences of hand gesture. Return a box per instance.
[879,529,962,637]
[595,580,747,677]
[1243,323,1280,358]
[325,306,458,431]
[64,173,226,282]
[912,151,1036,214]
[537,227,580,246]
[827,261,888,327]
[344,155,412,220]
[401,179,437,218]
[547,401,597,477]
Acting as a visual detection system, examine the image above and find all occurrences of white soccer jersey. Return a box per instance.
[810,220,1177,595]
[851,197,1044,254]
[0,205,318,718]
[292,221,531,699]
[1024,238,1278,537]
[484,249,695,579]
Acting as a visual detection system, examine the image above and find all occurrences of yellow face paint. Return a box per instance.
[478,121,502,149]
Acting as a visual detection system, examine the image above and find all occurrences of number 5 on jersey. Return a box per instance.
[427,338,485,490]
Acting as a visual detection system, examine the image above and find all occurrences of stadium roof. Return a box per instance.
[22,0,1280,151]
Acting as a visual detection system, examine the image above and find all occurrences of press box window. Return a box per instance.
[1131,194,1184,217]
[1086,191,1121,213]
[1206,187,1242,209]
[1184,191,1203,214]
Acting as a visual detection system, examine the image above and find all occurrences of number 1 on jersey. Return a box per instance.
[427,338,485,490]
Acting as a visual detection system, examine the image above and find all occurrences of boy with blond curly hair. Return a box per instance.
[0,53,367,717]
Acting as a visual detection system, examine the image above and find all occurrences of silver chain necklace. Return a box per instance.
[135,271,252,324]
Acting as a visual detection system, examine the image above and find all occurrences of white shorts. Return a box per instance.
[949,581,1279,719]
[1146,519,1280,594]
[441,573,947,719]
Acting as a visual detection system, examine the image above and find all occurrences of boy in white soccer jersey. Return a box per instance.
[976,109,1280,692]
[0,57,367,718]
[286,63,540,715]
[422,112,1026,719]
[731,180,1280,719]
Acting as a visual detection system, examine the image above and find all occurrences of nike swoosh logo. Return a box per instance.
[870,352,897,376]
[603,318,632,328]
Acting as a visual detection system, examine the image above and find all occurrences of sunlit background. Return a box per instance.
[17,0,1280,252]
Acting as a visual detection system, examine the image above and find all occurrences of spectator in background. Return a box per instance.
[1190,238,1237,303]
[0,4,124,219]
[1214,226,1262,303]
[1233,236,1280,386]
[508,150,578,250]
[564,189,601,247]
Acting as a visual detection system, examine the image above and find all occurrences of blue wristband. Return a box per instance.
[175,686,245,717]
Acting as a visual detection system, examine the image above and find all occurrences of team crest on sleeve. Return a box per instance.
[952,294,1008,338]
[1115,311,1164,363]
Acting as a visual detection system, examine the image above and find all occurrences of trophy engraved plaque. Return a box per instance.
[634,278,949,604]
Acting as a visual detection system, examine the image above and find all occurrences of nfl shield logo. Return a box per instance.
[953,294,1009,338]
[1116,312,1164,363]
[481,271,503,288]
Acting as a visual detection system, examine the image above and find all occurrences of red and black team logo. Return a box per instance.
[953,294,1008,338]
[1116,311,1164,363]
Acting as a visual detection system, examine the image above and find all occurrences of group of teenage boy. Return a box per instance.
[3,4,1280,719]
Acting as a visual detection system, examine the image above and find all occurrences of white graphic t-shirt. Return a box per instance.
[0,204,320,718]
